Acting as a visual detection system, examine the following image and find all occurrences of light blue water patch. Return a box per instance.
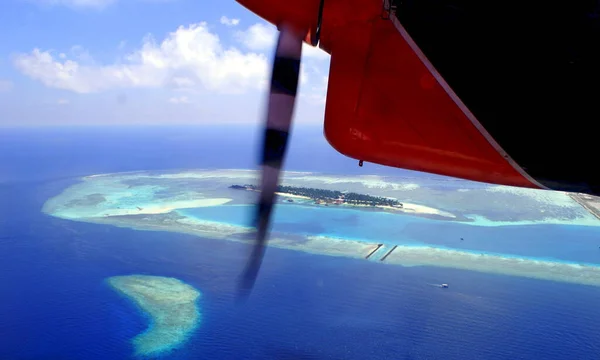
[402,220,600,264]
[103,185,164,207]
[180,204,600,265]
[179,204,432,245]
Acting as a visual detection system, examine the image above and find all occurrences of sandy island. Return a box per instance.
[273,190,456,218]
[107,275,201,357]
[275,192,312,200]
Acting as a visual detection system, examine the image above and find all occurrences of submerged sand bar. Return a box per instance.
[107,275,201,357]
[100,215,600,288]
[383,245,600,287]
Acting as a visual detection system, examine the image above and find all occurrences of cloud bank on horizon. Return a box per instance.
[0,0,329,126]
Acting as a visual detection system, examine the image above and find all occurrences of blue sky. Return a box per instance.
[0,0,330,126]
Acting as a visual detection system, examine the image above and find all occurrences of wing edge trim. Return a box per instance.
[385,0,548,190]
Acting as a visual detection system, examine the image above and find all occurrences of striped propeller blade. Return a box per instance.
[238,26,303,300]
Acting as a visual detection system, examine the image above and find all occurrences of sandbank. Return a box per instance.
[378,202,456,218]
[275,192,312,200]
[98,198,232,217]
[107,275,201,357]
[384,246,600,287]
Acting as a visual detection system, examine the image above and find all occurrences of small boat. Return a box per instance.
[441,284,449,288]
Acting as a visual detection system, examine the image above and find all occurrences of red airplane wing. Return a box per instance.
[237,0,600,195]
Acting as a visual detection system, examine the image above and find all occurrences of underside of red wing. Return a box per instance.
[237,0,537,189]
[237,0,600,195]
[320,8,537,189]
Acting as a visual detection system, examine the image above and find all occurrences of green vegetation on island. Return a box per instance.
[230,184,403,207]
[106,275,201,357]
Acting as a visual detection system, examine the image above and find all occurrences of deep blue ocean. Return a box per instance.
[1,126,600,359]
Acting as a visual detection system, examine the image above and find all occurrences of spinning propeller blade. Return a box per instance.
[238,25,303,299]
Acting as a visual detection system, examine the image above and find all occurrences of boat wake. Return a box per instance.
[428,283,449,288]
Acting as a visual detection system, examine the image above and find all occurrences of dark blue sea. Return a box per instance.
[1,126,600,359]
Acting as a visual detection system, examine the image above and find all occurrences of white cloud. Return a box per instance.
[168,96,190,104]
[303,43,330,60]
[14,22,270,94]
[232,23,331,91]
[69,45,94,63]
[235,23,330,60]
[0,80,13,92]
[299,64,308,85]
[220,16,240,27]
[303,75,328,104]
[57,99,70,105]
[171,77,195,88]
[235,23,275,51]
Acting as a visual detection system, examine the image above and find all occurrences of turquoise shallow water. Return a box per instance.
[179,204,427,244]
[180,204,600,265]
